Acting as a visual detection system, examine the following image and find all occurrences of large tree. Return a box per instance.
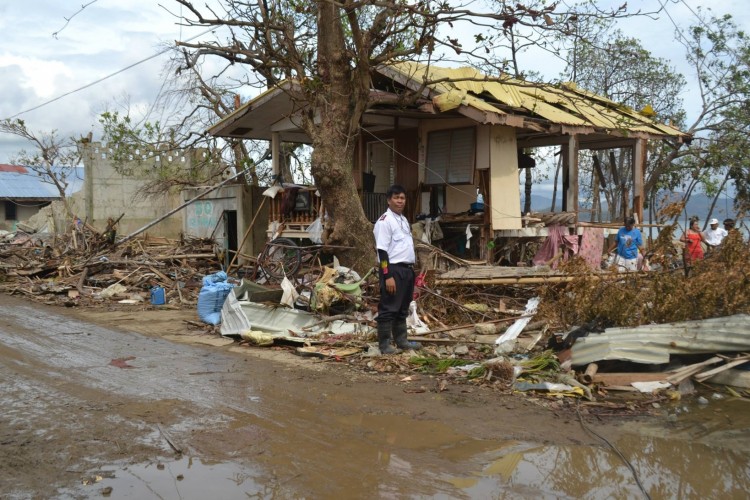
[564,28,686,220]
[169,0,639,269]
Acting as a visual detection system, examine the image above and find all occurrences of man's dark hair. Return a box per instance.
[625,216,636,226]
[386,184,406,198]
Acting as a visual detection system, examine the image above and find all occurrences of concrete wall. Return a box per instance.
[78,142,190,238]
[182,184,268,264]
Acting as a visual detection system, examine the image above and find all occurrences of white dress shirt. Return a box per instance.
[373,208,415,264]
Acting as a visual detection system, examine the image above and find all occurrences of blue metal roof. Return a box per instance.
[0,165,84,199]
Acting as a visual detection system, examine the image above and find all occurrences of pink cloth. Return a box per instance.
[579,227,604,270]
[532,225,579,269]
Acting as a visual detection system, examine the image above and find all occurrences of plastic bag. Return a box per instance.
[308,217,324,244]
[406,300,426,328]
[197,271,234,325]
[280,276,299,308]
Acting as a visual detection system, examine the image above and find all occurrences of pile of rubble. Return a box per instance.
[3,219,750,414]
[0,224,219,307]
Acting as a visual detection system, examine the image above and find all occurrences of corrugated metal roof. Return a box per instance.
[0,165,84,199]
[385,62,685,137]
[571,314,750,366]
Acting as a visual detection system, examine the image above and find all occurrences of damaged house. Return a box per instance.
[208,62,686,271]
[0,164,84,232]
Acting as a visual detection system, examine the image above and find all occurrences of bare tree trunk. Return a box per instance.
[591,171,600,222]
[302,0,375,271]
[704,169,731,230]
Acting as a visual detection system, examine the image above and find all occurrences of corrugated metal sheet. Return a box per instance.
[0,166,84,198]
[571,314,750,366]
[388,62,685,137]
[0,171,59,199]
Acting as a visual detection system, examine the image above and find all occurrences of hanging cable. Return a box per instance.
[5,26,217,120]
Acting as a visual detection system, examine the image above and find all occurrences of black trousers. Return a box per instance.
[377,264,414,324]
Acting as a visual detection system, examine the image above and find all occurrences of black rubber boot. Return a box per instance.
[393,320,422,350]
[377,322,397,354]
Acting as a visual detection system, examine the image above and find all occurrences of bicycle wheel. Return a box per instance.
[259,238,302,280]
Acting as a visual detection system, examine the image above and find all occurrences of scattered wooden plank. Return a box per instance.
[665,356,723,384]
[694,355,750,382]
[593,372,670,386]
[705,369,750,389]
[295,346,361,358]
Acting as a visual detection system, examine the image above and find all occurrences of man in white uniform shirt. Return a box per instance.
[373,185,422,354]
[703,218,728,251]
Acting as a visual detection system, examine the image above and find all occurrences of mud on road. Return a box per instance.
[1,294,749,499]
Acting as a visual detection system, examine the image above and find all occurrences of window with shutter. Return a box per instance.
[425,127,475,185]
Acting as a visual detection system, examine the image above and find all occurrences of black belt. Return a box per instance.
[391,263,414,269]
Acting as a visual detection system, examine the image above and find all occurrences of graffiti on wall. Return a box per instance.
[186,200,220,238]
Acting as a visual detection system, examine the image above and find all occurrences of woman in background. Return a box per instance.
[680,218,705,277]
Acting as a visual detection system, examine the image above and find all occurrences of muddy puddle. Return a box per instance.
[58,404,750,499]
[1,295,749,499]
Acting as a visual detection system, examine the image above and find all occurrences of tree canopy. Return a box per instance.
[167,0,642,268]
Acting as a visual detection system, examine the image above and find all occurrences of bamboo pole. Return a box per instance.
[581,363,599,384]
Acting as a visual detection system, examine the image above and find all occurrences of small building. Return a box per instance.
[208,62,687,261]
[0,164,78,231]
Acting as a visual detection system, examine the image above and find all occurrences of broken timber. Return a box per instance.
[433,265,623,286]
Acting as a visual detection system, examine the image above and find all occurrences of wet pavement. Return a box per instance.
[1,294,749,499]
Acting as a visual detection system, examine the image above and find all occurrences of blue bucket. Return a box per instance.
[150,286,166,305]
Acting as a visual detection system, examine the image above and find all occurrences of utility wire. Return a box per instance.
[5,26,217,121]
[576,403,651,500]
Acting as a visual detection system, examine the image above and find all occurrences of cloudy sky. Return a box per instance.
[0,0,747,164]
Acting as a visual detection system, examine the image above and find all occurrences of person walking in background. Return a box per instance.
[703,218,728,253]
[607,216,643,272]
[681,218,705,276]
[723,218,736,233]
[373,184,422,354]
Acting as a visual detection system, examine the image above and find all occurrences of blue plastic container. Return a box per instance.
[150,286,166,305]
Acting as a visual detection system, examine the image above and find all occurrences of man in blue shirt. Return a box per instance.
[607,216,643,272]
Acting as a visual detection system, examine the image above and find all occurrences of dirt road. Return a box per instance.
[1,294,749,499]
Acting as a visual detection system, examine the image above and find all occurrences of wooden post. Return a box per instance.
[271,132,280,178]
[633,139,646,223]
[565,134,579,221]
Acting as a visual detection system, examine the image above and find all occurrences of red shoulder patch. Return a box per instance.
[378,214,387,221]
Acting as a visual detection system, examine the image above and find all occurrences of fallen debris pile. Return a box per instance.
[0,226,219,307]
[4,214,750,413]
[539,229,750,327]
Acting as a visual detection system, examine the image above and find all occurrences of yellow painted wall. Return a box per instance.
[489,126,521,230]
